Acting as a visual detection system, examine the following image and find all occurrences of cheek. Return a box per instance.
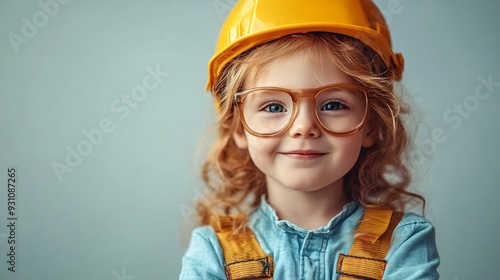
[246,137,280,161]
[332,136,364,162]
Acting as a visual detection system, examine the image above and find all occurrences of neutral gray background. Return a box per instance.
[0,0,499,279]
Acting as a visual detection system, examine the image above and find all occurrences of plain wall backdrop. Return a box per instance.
[0,0,499,279]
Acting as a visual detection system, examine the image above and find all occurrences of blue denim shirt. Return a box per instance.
[180,199,440,279]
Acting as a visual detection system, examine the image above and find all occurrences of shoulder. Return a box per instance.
[179,226,226,279]
[183,226,223,258]
[190,225,213,235]
[189,225,219,243]
[390,212,438,251]
[393,212,437,242]
[384,212,440,279]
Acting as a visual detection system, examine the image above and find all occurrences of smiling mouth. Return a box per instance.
[281,150,327,159]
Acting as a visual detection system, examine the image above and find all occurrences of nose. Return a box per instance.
[288,100,321,138]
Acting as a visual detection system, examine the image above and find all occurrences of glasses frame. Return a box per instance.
[234,83,369,138]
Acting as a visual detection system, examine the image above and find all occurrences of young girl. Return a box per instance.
[181,0,440,279]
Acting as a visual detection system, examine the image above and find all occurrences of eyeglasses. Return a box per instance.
[234,83,369,137]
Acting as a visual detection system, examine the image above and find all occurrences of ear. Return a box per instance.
[232,130,248,149]
[361,117,378,148]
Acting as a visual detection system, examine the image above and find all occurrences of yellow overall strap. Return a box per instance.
[210,214,274,280]
[337,208,404,280]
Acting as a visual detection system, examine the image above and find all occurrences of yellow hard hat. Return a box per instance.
[207,0,404,90]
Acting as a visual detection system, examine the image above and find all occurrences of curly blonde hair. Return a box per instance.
[196,32,424,225]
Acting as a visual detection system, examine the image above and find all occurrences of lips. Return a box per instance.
[280,150,327,160]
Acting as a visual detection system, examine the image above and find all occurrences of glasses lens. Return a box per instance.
[241,89,293,135]
[315,86,367,134]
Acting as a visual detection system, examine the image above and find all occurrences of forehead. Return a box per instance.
[249,49,354,89]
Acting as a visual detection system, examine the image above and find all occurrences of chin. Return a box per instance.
[285,183,332,193]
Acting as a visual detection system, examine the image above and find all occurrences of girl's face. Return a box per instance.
[233,49,376,194]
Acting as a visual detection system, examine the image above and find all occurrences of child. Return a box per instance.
[180,0,440,279]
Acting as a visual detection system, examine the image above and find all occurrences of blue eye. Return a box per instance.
[263,102,287,113]
[321,101,345,111]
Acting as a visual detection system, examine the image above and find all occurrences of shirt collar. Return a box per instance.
[255,195,360,235]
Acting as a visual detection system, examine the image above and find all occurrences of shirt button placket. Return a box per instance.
[300,232,326,280]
